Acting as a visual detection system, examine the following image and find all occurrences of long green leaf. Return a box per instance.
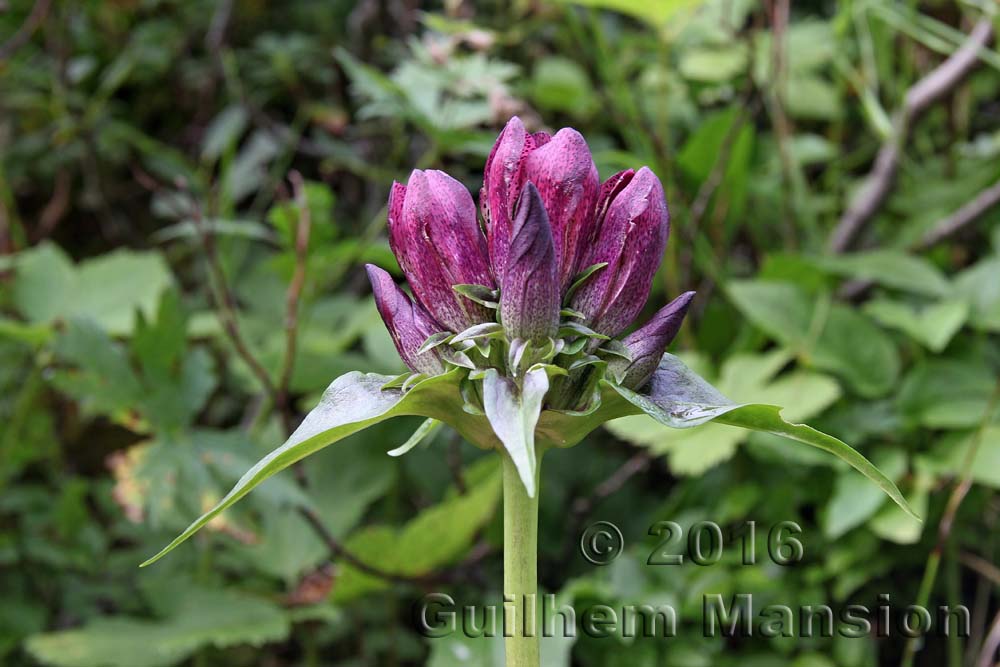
[605,354,920,521]
[141,370,476,566]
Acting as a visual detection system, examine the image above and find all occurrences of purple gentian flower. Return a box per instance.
[368,115,691,400]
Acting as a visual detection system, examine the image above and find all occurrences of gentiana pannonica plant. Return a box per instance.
[143,117,918,667]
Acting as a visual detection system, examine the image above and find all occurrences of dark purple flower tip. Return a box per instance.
[520,127,600,291]
[501,182,560,343]
[482,116,551,281]
[620,291,695,390]
[569,166,670,337]
[387,169,495,332]
[365,264,447,375]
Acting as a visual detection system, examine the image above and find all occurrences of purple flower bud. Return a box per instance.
[569,167,670,337]
[501,183,560,342]
[520,128,600,290]
[365,264,447,375]
[388,169,495,332]
[620,291,695,389]
[481,117,551,281]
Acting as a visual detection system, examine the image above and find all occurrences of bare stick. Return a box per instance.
[189,193,278,398]
[276,172,312,433]
[916,177,1000,250]
[977,610,1000,667]
[204,0,234,52]
[960,551,1000,587]
[900,379,1000,667]
[688,103,755,231]
[34,169,71,242]
[571,451,652,517]
[767,0,798,235]
[297,505,429,584]
[838,175,1000,299]
[681,94,758,288]
[828,17,994,253]
[0,0,52,60]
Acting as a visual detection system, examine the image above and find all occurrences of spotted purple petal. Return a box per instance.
[388,169,495,332]
[569,166,670,337]
[520,128,600,291]
[620,291,695,389]
[365,264,447,375]
[481,116,551,281]
[501,183,560,342]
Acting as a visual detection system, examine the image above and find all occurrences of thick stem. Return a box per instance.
[502,451,540,667]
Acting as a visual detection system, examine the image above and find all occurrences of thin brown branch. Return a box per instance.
[767,0,797,234]
[33,169,71,242]
[0,0,52,60]
[0,190,12,255]
[571,451,652,517]
[937,380,1000,549]
[688,104,754,231]
[681,94,758,287]
[828,17,995,253]
[558,450,654,565]
[838,176,1000,299]
[900,379,1000,667]
[960,551,1000,587]
[297,505,428,584]
[916,176,1000,250]
[299,500,495,586]
[188,188,277,398]
[276,171,312,434]
[969,500,1000,665]
[977,609,1000,667]
[204,0,234,52]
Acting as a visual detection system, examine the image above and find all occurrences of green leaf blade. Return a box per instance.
[606,353,919,521]
[714,405,919,522]
[141,370,469,566]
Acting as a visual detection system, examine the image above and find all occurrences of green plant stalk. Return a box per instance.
[502,450,540,667]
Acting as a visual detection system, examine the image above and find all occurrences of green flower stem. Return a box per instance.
[502,450,540,667]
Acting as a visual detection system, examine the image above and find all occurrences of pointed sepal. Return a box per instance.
[480,367,549,497]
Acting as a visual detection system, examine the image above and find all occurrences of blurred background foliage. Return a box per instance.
[1,0,1000,665]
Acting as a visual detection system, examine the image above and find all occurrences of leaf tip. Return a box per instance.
[138,553,162,568]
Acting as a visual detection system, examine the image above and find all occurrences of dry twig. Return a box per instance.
[0,0,52,60]
[900,379,1000,667]
[978,610,1000,667]
[828,17,995,253]
[916,176,1000,250]
[277,171,312,433]
[571,452,653,518]
[838,175,1000,299]
[189,192,278,398]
